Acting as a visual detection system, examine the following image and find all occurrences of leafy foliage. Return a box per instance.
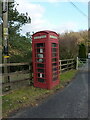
[8,2,32,63]
[59,30,88,60]
[78,43,86,58]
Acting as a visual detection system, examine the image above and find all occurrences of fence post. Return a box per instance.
[29,63,33,86]
[29,64,31,85]
[73,59,75,69]
[67,60,68,70]
[59,60,61,73]
[76,57,78,70]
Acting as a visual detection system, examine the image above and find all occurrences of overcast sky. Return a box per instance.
[16,0,88,35]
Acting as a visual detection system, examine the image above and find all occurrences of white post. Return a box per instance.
[76,57,78,70]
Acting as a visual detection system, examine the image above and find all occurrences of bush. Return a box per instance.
[78,43,86,58]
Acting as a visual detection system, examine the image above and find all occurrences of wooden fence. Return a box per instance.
[0,59,75,93]
[59,59,75,73]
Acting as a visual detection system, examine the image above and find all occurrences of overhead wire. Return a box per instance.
[68,0,88,18]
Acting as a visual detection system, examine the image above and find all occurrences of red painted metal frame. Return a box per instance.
[32,30,60,89]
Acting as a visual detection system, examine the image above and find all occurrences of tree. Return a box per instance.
[8,2,31,42]
[26,32,32,43]
[8,2,32,63]
[78,43,86,58]
[59,32,78,59]
[59,30,88,60]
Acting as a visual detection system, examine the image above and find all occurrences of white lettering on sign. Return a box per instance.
[50,35,57,39]
[34,35,46,39]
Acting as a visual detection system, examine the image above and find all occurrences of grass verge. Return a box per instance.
[2,69,77,118]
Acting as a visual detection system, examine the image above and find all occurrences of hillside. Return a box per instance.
[8,30,88,63]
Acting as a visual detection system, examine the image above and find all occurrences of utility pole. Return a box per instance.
[0,1,2,119]
[2,0,10,91]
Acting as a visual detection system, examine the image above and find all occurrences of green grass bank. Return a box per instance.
[2,70,77,118]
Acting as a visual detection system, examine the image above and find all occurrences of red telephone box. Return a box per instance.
[32,30,60,89]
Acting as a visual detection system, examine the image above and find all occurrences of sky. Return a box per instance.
[16,0,88,35]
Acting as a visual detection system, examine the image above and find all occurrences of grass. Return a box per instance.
[60,70,77,83]
[2,69,77,118]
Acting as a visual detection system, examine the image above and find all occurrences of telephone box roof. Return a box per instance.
[33,30,58,35]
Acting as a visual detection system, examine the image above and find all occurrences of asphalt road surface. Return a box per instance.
[9,60,89,118]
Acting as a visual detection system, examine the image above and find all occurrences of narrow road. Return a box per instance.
[10,60,89,118]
